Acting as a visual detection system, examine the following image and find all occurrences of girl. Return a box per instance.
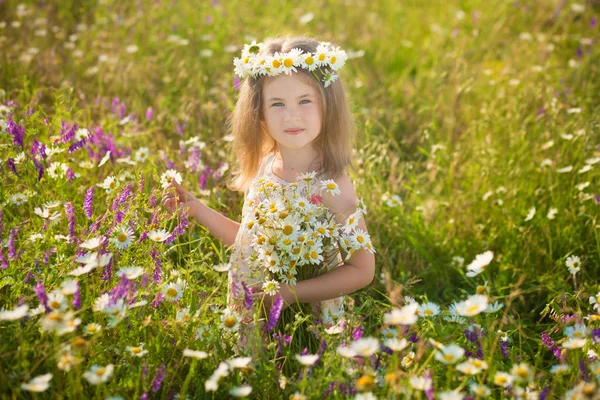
[162,36,376,359]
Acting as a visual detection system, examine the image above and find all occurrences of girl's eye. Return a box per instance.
[300,99,311,105]
[271,102,284,107]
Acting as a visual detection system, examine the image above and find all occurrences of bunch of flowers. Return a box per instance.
[246,171,375,292]
[233,41,348,87]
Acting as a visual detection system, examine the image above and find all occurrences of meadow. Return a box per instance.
[0,0,599,398]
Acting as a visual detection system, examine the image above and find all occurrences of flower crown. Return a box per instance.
[233,41,348,88]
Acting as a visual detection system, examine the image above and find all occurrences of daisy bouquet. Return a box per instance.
[246,172,374,351]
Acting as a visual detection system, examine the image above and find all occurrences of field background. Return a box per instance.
[0,0,599,398]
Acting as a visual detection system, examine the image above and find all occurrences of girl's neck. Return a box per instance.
[272,150,322,180]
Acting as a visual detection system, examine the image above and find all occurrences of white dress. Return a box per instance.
[226,153,346,354]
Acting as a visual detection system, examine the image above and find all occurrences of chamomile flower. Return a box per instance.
[127,343,149,357]
[344,209,362,232]
[58,280,78,296]
[328,46,348,70]
[83,364,114,384]
[79,160,94,169]
[469,384,491,397]
[295,354,320,366]
[280,48,303,75]
[80,237,103,250]
[350,337,380,357]
[160,169,182,189]
[550,364,570,374]
[564,323,589,339]
[465,250,493,277]
[83,323,102,335]
[162,283,183,302]
[57,353,79,372]
[116,266,144,280]
[352,228,371,249]
[262,279,280,296]
[453,294,488,317]
[110,225,135,249]
[434,343,465,364]
[227,357,252,369]
[34,207,62,221]
[589,292,600,311]
[314,43,332,67]
[385,194,402,207]
[134,147,149,162]
[565,255,581,275]
[213,263,231,272]
[98,151,111,167]
[96,175,119,194]
[456,361,482,375]
[47,290,67,312]
[484,301,504,313]
[148,229,171,242]
[20,373,52,392]
[321,179,341,195]
[384,338,409,352]
[417,302,440,317]
[221,309,240,332]
[10,193,28,205]
[183,349,208,359]
[510,362,533,382]
[562,338,587,349]
[493,371,514,387]
[0,304,29,321]
[383,302,419,325]
[381,327,398,340]
[230,385,252,398]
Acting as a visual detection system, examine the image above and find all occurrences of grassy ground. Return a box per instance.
[0,0,599,398]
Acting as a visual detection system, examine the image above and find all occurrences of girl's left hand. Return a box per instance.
[249,284,293,313]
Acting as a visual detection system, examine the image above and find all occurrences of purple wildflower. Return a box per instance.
[68,137,87,153]
[7,118,24,149]
[73,285,81,310]
[0,247,8,269]
[7,158,18,176]
[34,282,50,312]
[84,187,94,219]
[540,386,550,400]
[352,326,364,341]
[64,202,76,241]
[119,103,126,120]
[500,339,509,358]
[594,194,600,205]
[0,210,3,240]
[592,16,598,29]
[424,369,435,400]
[151,365,166,392]
[150,247,163,284]
[242,282,254,310]
[43,247,56,266]
[233,76,241,91]
[146,107,153,121]
[8,229,17,259]
[60,121,77,144]
[33,158,44,180]
[579,359,589,381]
[267,295,284,332]
[592,328,600,344]
[152,293,164,307]
[112,97,120,114]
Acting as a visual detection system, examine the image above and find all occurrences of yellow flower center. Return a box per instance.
[284,58,293,68]
[95,368,106,376]
[331,56,337,63]
[132,347,142,354]
[496,376,507,384]
[356,375,375,391]
[272,59,281,68]
[305,56,314,65]
[476,286,486,295]
[224,317,236,328]
[88,326,97,332]
[385,332,394,338]
[317,227,326,234]
[167,288,178,298]
[357,236,365,244]
[516,368,529,379]
[50,301,61,309]
[247,221,254,229]
[327,183,336,190]
[467,305,479,314]
[318,53,326,61]
[117,233,127,242]
[424,309,433,316]
[444,354,455,362]
[283,226,293,235]
[109,182,116,189]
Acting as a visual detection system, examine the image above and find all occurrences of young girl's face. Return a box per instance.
[261,72,322,154]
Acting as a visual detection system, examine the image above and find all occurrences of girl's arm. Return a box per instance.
[190,199,240,248]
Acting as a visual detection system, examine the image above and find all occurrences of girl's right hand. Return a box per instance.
[161,178,201,218]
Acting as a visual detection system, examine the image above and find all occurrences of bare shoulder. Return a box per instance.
[323,172,360,219]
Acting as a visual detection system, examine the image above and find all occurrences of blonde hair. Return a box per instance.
[226,36,356,193]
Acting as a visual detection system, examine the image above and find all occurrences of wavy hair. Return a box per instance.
[226,36,356,193]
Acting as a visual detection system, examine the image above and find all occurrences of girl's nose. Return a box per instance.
[284,106,301,122]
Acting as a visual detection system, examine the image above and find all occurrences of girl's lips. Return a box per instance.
[285,129,304,135]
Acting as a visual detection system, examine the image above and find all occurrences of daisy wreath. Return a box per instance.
[233,41,348,88]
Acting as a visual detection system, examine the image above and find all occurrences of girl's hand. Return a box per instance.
[161,178,201,218]
[250,283,294,314]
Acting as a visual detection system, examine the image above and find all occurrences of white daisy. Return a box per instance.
[127,343,149,357]
[511,362,533,382]
[385,194,402,207]
[384,338,409,352]
[524,207,536,221]
[116,266,144,280]
[34,207,62,221]
[227,357,252,369]
[183,349,208,359]
[221,309,240,332]
[83,323,102,335]
[96,175,119,194]
[80,237,103,250]
[0,304,29,321]
[314,43,332,67]
[383,302,419,325]
[565,255,581,275]
[295,354,319,366]
[230,385,252,398]
[98,151,111,167]
[160,169,182,189]
[493,371,513,387]
[110,225,135,249]
[547,207,558,219]
[589,292,600,311]
[213,262,231,272]
[328,46,348,71]
[465,250,494,277]
[279,48,303,75]
[262,279,280,296]
[162,283,183,302]
[321,179,341,196]
[350,337,380,357]
[10,193,28,205]
[20,373,52,392]
[83,364,114,384]
[148,229,171,242]
[300,52,318,71]
[134,147,149,162]
[79,160,94,169]
[417,302,440,317]
[434,343,465,364]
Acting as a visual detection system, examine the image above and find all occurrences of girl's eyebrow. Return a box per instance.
[268,94,313,101]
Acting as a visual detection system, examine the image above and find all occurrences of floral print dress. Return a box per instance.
[227,153,346,355]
